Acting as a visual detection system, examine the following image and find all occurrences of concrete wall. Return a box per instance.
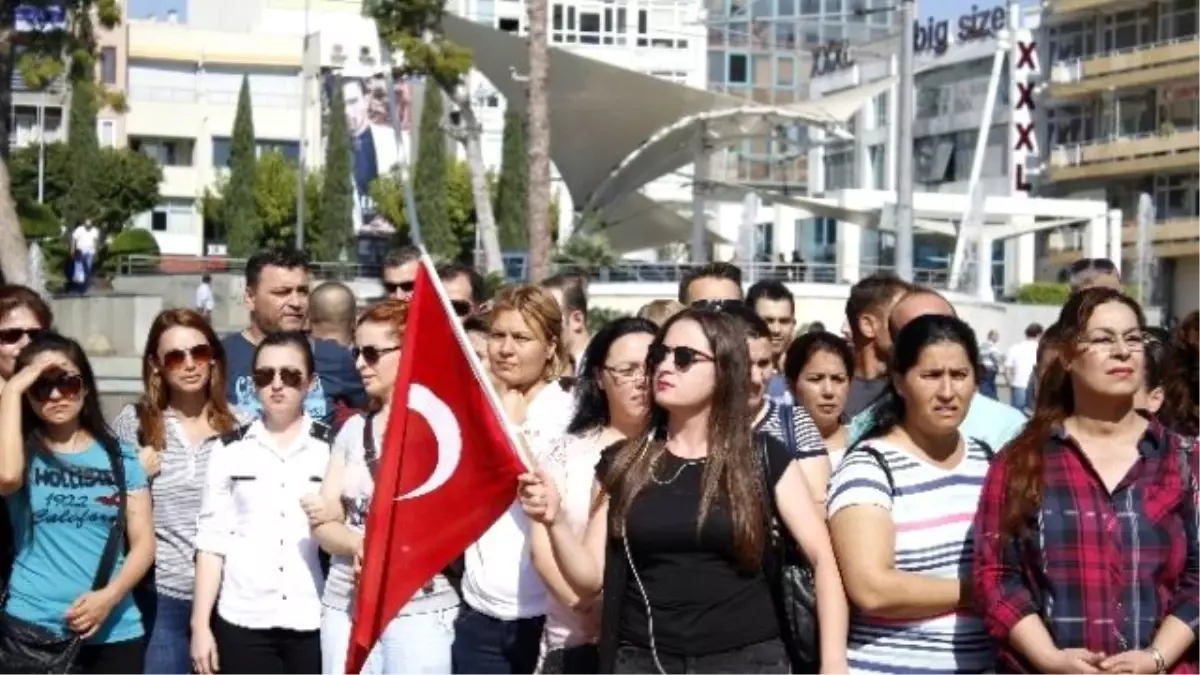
[50,294,164,358]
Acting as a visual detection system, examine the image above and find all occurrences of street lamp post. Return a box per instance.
[36,91,46,204]
[894,0,916,281]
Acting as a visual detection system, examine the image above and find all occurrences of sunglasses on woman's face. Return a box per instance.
[251,367,306,390]
[352,345,400,366]
[0,328,41,346]
[647,344,715,372]
[29,368,85,402]
[159,344,214,371]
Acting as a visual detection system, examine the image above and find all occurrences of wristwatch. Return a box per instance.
[1145,646,1167,674]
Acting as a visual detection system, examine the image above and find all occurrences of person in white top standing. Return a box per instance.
[195,274,215,322]
[1004,322,1042,413]
[453,285,576,674]
[530,317,657,674]
[190,331,335,675]
[70,219,101,292]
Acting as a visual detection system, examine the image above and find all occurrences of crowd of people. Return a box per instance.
[0,245,1194,675]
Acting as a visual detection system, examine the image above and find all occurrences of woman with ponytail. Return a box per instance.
[972,288,1198,674]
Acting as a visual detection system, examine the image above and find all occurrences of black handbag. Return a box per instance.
[0,443,128,674]
[758,436,820,670]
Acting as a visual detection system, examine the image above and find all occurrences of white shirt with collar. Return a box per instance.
[195,416,332,632]
[462,380,576,620]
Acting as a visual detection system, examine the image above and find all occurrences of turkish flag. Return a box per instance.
[345,257,526,674]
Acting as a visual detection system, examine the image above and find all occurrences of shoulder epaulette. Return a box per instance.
[310,420,335,444]
[219,423,253,445]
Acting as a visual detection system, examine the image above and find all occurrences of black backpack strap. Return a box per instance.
[362,413,379,479]
[844,442,895,496]
[971,437,996,461]
[93,443,128,592]
[779,403,799,458]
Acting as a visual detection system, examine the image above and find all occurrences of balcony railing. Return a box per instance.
[1048,35,1200,97]
[1046,126,1200,181]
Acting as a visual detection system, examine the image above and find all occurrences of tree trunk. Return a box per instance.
[0,157,30,285]
[525,0,552,283]
[453,101,504,275]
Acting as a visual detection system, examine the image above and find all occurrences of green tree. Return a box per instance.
[494,110,527,250]
[224,74,260,257]
[371,159,478,261]
[8,142,72,208]
[413,83,454,260]
[59,79,101,230]
[316,82,354,263]
[91,148,162,233]
[254,150,297,248]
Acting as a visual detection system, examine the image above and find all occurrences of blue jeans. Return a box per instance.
[451,605,545,674]
[1010,387,1027,412]
[980,371,998,399]
[321,604,457,674]
[143,593,192,674]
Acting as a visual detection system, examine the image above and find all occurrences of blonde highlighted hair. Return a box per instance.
[489,284,570,381]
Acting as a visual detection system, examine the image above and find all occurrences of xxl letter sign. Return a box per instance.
[1011,38,1038,194]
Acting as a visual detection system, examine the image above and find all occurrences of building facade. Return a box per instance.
[1037,0,1198,316]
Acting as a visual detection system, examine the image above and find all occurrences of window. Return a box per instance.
[498,17,519,33]
[824,149,853,190]
[1154,174,1199,220]
[775,22,796,48]
[212,137,300,167]
[872,92,888,128]
[869,144,885,189]
[131,136,195,166]
[708,51,726,81]
[778,0,795,15]
[1048,21,1094,61]
[775,55,795,86]
[128,61,197,103]
[142,199,195,235]
[1045,105,1093,145]
[579,10,600,43]
[728,53,749,83]
[97,119,116,149]
[100,47,117,85]
[1102,8,1152,51]
[800,0,819,14]
[1160,0,1197,39]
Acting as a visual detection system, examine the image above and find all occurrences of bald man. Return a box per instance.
[845,288,1028,451]
[310,281,357,347]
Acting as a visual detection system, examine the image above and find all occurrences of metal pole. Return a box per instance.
[295,0,311,251]
[690,122,709,263]
[894,0,916,280]
[36,92,45,203]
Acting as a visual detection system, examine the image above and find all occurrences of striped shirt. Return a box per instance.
[111,404,248,600]
[755,400,828,460]
[827,437,994,674]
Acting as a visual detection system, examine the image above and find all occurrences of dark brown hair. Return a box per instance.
[1000,288,1145,539]
[600,308,765,569]
[0,285,53,328]
[138,308,239,452]
[1159,311,1199,436]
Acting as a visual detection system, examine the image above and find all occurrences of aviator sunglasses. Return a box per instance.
[0,328,42,346]
[29,368,85,402]
[647,344,715,372]
[352,345,401,366]
[251,366,306,390]
[158,344,215,371]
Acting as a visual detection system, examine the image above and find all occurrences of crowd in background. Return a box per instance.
[0,246,1194,675]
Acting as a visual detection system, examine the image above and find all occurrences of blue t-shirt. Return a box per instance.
[222,332,366,424]
[5,440,148,644]
[766,372,794,405]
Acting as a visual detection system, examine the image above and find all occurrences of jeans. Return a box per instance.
[614,638,791,674]
[1010,387,1027,412]
[451,605,545,674]
[320,604,457,674]
[979,371,998,400]
[143,593,191,674]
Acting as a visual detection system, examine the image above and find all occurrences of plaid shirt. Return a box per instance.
[973,419,1199,673]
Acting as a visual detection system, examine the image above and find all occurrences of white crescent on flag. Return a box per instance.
[395,384,464,501]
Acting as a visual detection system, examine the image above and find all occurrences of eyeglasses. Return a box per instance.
[159,344,214,371]
[251,366,306,389]
[1079,332,1146,353]
[0,328,41,345]
[690,298,746,312]
[603,363,646,384]
[352,345,401,365]
[647,344,714,372]
[29,369,85,402]
[383,280,416,296]
[450,300,472,318]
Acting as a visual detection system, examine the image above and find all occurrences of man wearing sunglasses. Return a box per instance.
[437,262,486,321]
[381,245,421,301]
[223,249,365,426]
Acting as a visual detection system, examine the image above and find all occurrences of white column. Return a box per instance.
[1084,212,1108,259]
[976,232,994,301]
[837,224,863,283]
[775,203,796,259]
[1003,229,1037,295]
[1107,208,1124,274]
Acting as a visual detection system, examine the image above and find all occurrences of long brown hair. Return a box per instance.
[357,298,409,413]
[138,308,239,451]
[1000,288,1145,539]
[601,308,765,569]
[1159,311,1198,436]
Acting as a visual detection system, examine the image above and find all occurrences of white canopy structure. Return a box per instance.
[442,15,888,253]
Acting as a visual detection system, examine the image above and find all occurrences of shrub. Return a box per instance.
[102,228,160,276]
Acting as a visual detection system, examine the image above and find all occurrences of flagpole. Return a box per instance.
[416,251,534,470]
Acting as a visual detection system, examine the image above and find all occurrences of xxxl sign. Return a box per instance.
[1012,38,1037,193]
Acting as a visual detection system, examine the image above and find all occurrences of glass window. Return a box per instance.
[825,0,842,13]
[775,22,796,48]
[100,47,117,85]
[800,0,819,14]
[777,0,795,15]
[775,55,795,86]
[872,91,888,127]
[728,53,749,83]
[708,50,727,81]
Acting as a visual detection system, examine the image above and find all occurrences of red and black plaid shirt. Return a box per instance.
[972,418,1199,673]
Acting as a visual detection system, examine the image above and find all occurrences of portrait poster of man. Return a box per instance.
[321,70,413,260]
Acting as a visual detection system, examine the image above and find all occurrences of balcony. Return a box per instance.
[1045,127,1200,182]
[1121,217,1200,258]
[1044,0,1123,18]
[1048,36,1200,99]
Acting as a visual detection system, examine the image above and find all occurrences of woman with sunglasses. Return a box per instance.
[0,284,53,394]
[109,308,244,674]
[313,299,460,674]
[190,331,334,675]
[519,308,849,674]
[453,285,576,675]
[531,317,658,674]
[0,332,154,672]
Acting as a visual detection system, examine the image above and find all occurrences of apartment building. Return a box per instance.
[122,17,321,256]
[1038,0,1198,315]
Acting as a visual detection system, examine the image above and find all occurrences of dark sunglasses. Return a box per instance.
[29,369,85,402]
[0,328,42,345]
[159,344,215,371]
[451,300,473,318]
[251,366,306,389]
[690,298,746,312]
[648,344,714,372]
[352,345,400,365]
[1068,257,1118,275]
[383,280,416,295]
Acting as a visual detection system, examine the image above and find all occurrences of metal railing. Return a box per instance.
[1049,124,1199,166]
[1050,34,1200,84]
[114,254,954,288]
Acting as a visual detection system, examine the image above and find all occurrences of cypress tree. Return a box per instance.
[494,110,528,251]
[315,81,354,262]
[413,82,453,260]
[224,74,261,257]
[61,78,101,231]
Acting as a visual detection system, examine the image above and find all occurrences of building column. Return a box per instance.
[1083,212,1108,260]
[774,203,796,260]
[1003,227,1037,295]
[1107,208,1124,275]
[836,223,862,283]
[975,232,994,301]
